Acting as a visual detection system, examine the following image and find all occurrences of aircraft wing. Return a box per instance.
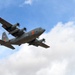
[0,40,15,49]
[38,42,50,48]
[0,17,25,37]
[29,39,50,48]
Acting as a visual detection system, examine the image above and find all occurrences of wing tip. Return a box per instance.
[45,45,50,48]
[47,46,50,48]
[12,47,15,50]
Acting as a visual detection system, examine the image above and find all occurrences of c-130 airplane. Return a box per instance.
[0,17,50,49]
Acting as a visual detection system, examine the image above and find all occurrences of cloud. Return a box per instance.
[19,0,37,7]
[19,0,33,7]
[36,60,67,75]
[24,0,33,5]
[0,21,75,75]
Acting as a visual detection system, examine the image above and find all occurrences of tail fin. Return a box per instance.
[2,32,9,42]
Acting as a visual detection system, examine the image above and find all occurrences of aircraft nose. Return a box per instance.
[41,29,45,34]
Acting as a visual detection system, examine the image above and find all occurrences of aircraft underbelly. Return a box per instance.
[13,34,39,45]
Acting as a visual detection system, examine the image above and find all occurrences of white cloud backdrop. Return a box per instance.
[24,0,33,5]
[0,21,75,75]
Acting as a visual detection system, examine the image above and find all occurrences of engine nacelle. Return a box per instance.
[11,23,20,29]
[19,28,27,33]
[21,28,27,31]
[9,29,19,34]
[40,38,45,42]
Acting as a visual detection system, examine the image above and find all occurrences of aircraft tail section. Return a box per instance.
[2,32,9,42]
[0,32,15,49]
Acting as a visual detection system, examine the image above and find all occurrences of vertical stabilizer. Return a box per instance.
[2,32,9,42]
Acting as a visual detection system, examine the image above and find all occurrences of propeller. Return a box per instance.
[40,38,45,42]
[16,23,20,27]
[42,38,45,42]
[23,27,27,31]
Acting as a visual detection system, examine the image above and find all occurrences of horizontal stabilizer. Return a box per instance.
[0,40,15,49]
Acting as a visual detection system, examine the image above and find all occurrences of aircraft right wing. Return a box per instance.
[0,17,26,37]
[29,39,50,48]
[0,40,15,49]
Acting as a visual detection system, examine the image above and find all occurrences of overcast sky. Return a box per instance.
[0,0,75,75]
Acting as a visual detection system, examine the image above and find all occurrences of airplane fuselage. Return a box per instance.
[10,27,45,45]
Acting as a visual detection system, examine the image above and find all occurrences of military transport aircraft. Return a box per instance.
[0,17,50,49]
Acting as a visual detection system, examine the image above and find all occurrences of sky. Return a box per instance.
[0,0,75,75]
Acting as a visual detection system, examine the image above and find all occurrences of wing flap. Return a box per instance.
[0,40,15,49]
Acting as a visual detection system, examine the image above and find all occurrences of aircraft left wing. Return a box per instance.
[0,17,25,37]
[29,39,50,48]
[0,40,15,49]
